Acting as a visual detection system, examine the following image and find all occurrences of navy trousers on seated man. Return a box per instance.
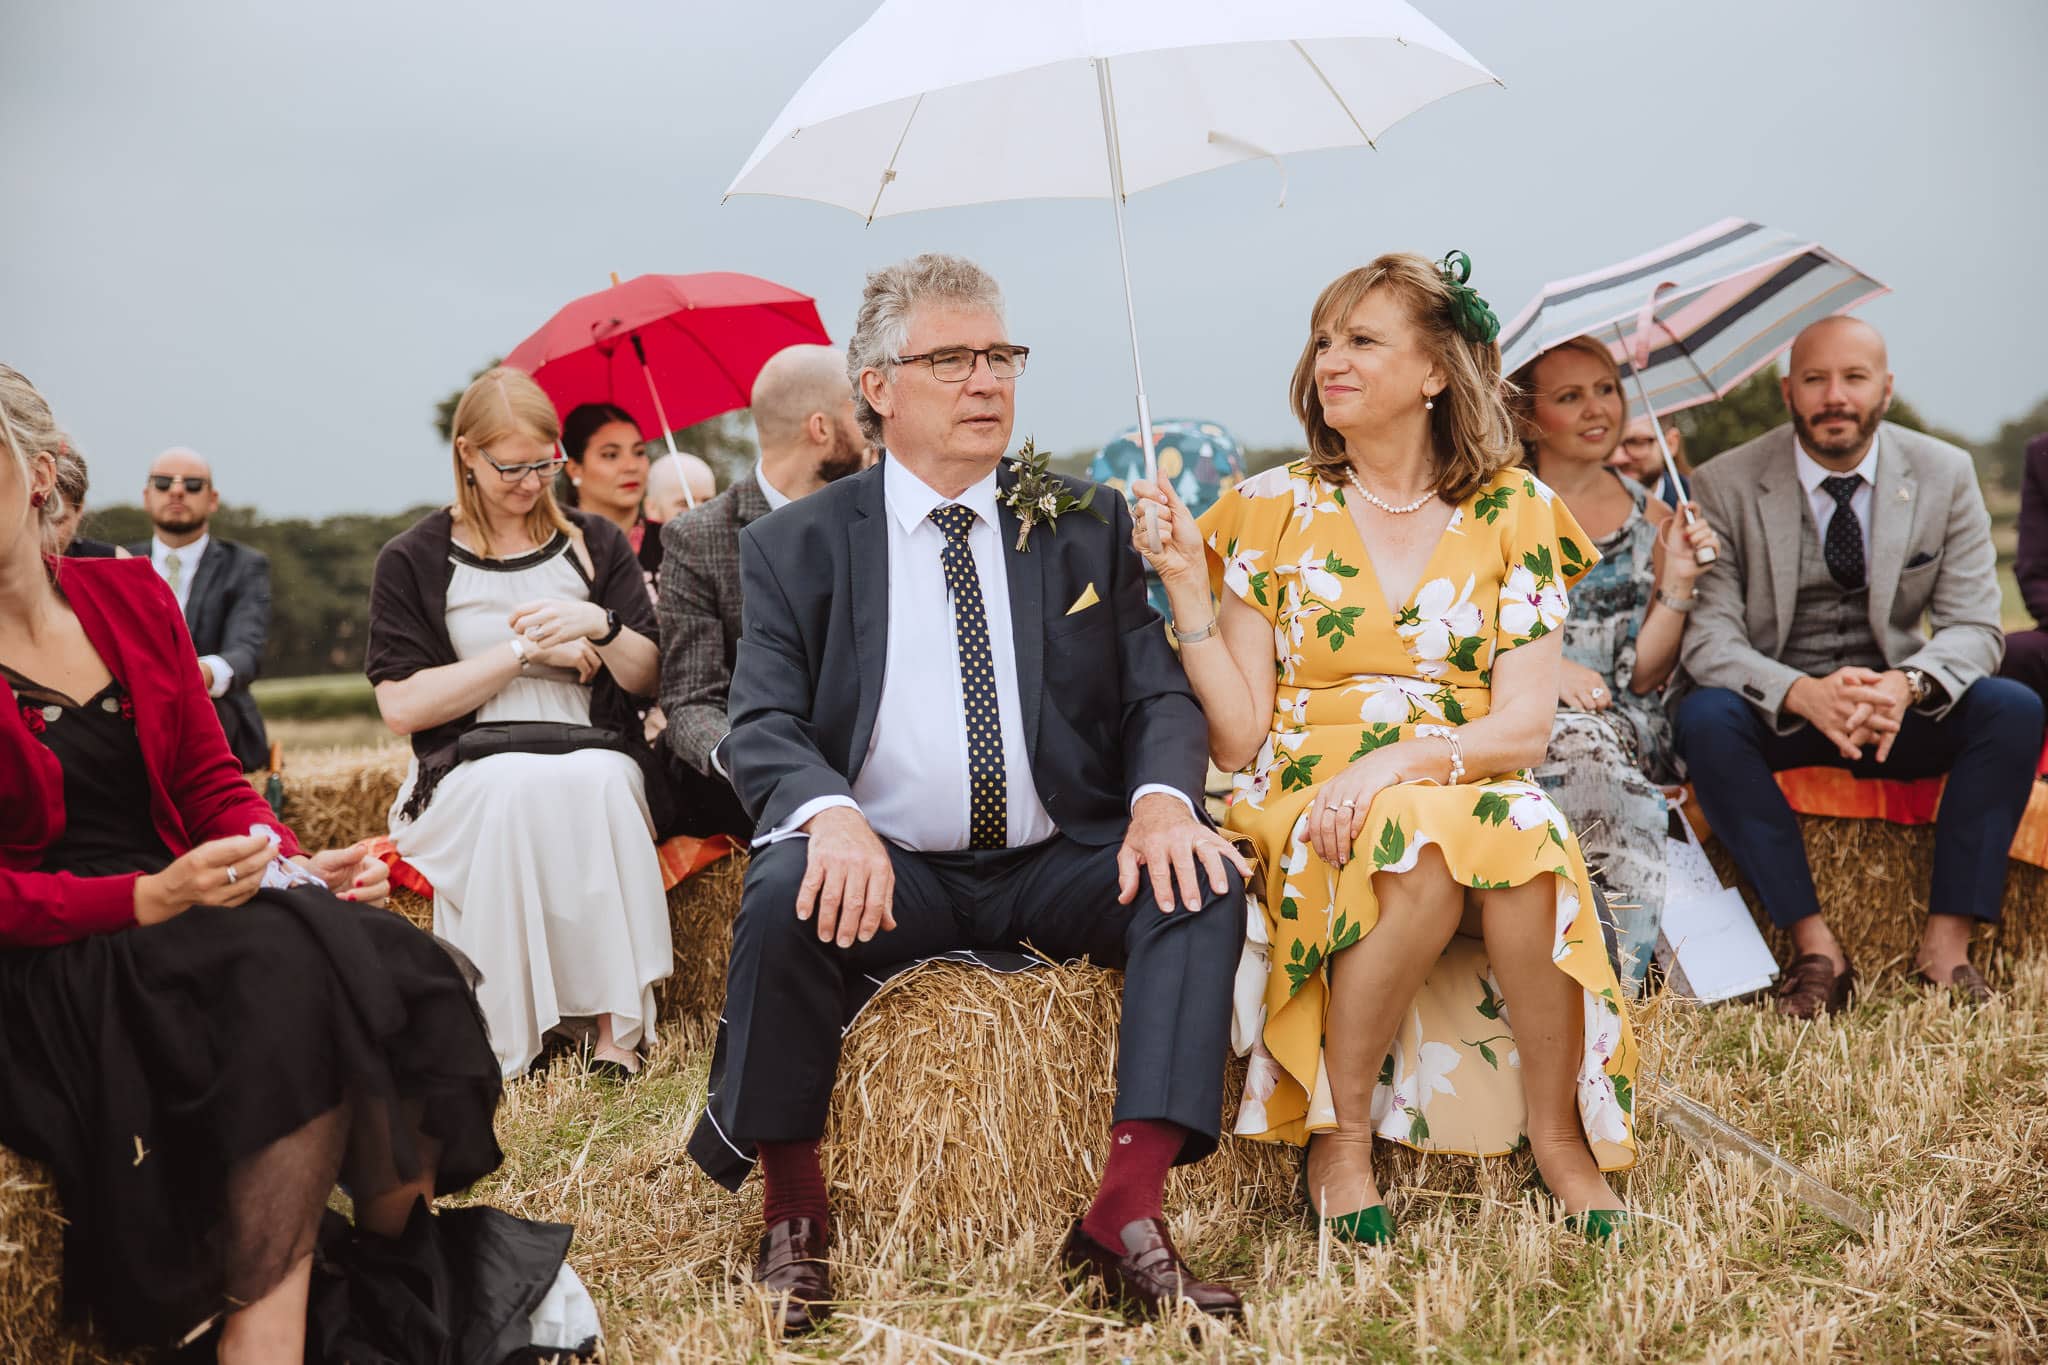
[689,253,1250,1335]
[1674,316,2043,1017]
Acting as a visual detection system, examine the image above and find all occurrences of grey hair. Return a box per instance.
[845,252,1005,445]
[1,364,71,550]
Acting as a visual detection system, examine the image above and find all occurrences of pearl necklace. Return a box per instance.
[1343,467,1435,515]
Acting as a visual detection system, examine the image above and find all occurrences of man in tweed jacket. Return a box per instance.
[657,345,866,799]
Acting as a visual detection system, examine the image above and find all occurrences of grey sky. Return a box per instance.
[4,1,2043,518]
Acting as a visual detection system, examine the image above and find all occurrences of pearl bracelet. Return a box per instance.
[1415,723,1465,784]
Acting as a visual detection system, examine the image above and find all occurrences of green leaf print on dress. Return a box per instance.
[1372,819,1407,869]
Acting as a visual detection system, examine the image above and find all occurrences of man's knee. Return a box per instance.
[1961,675,2046,734]
[732,839,821,955]
[1673,687,1755,757]
[1185,864,1250,956]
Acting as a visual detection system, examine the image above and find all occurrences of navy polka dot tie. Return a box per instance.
[1820,474,1865,590]
[930,504,1008,849]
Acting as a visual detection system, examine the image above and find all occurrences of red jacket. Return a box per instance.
[1,557,299,946]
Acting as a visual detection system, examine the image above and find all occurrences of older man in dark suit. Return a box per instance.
[1998,433,2048,703]
[128,448,271,771]
[1674,319,2041,1016]
[656,343,865,842]
[687,254,1249,1333]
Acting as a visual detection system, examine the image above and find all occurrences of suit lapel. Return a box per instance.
[182,540,225,637]
[1864,431,1914,635]
[1756,434,1804,655]
[995,463,1046,755]
[845,467,889,779]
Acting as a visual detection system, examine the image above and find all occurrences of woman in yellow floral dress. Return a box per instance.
[1133,253,1635,1244]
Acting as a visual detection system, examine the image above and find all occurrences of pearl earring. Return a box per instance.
[1425,397,1435,411]
[571,478,582,488]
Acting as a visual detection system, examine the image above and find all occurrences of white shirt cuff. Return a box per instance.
[753,794,859,848]
[708,739,728,780]
[200,655,234,698]
[1131,783,1197,820]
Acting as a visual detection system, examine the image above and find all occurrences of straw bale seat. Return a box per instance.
[0,1148,121,1363]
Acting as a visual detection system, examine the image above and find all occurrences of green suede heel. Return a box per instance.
[1323,1205,1396,1245]
[1563,1209,1630,1244]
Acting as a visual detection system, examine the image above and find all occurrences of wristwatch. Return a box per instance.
[592,608,623,647]
[1901,666,1935,708]
[508,636,532,671]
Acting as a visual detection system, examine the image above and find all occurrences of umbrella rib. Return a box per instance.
[1289,40,1376,151]
[865,93,925,226]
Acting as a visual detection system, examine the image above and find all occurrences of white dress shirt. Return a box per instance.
[150,533,234,698]
[761,456,1188,850]
[753,461,793,512]
[1793,432,1878,563]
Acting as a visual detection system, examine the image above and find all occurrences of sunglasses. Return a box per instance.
[149,475,210,494]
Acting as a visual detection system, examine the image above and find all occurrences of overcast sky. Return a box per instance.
[4,1,2043,518]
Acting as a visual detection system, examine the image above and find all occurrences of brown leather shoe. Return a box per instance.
[1059,1219,1243,1323]
[1914,962,1994,1004]
[1773,953,1855,1019]
[754,1215,832,1335]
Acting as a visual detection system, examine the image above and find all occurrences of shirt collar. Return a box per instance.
[881,453,1002,537]
[753,461,793,512]
[154,531,209,567]
[1793,428,1879,493]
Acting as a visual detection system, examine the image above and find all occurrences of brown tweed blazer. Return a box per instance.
[657,473,772,776]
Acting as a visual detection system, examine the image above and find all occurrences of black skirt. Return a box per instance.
[0,887,506,1349]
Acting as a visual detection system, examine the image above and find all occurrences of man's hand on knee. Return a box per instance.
[797,806,896,947]
[1117,792,1251,915]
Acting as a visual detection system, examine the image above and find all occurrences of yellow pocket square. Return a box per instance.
[1065,583,1101,616]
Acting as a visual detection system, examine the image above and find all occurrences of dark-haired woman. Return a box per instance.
[560,402,667,588]
[0,365,506,1360]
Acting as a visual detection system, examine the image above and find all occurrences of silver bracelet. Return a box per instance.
[1173,613,1221,644]
[1415,723,1465,784]
[1655,588,1696,614]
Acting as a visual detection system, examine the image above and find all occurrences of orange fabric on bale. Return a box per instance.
[364,831,738,900]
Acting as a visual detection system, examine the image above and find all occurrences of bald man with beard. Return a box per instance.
[1672,317,2040,1014]
[127,447,273,771]
[655,345,866,836]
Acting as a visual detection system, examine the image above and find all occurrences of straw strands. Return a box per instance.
[266,745,410,854]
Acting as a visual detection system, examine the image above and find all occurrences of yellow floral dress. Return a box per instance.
[1199,462,1636,1171]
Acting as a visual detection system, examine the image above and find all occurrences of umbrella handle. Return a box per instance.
[1612,322,1713,565]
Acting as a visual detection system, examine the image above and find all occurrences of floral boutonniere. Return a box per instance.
[1000,436,1106,552]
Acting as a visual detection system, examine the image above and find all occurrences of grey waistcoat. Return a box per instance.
[1779,512,1887,677]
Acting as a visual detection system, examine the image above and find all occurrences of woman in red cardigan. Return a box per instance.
[0,368,507,1359]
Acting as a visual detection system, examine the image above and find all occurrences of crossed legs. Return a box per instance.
[1313,845,1617,1220]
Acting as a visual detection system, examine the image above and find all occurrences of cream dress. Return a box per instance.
[390,536,672,1080]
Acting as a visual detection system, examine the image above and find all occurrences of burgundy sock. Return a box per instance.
[757,1138,828,1230]
[1081,1120,1186,1247]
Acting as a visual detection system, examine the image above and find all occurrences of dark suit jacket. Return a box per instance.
[722,459,1208,846]
[657,474,771,777]
[2015,433,2048,628]
[128,536,271,771]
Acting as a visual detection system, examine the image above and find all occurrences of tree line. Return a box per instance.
[78,369,2040,680]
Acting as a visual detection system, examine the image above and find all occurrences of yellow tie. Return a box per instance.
[929,504,1007,850]
[164,551,183,597]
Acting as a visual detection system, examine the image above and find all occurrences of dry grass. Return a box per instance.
[8,950,2043,1363]
[267,743,410,854]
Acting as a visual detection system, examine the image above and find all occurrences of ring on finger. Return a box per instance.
[226,865,238,885]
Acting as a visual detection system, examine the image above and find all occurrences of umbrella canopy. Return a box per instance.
[1090,417,1246,619]
[1498,218,1889,416]
[727,0,1498,220]
[503,272,831,439]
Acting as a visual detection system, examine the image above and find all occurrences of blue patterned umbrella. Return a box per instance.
[1089,418,1247,619]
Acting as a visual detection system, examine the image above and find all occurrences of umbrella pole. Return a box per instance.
[630,332,699,510]
[1611,324,1713,565]
[1095,58,1161,553]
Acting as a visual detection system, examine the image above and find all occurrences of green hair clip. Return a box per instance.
[1439,250,1500,346]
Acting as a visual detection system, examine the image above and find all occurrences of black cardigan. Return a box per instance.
[365,507,671,830]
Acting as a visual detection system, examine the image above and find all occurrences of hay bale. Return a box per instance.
[265,746,409,853]
[820,959,1298,1247]
[1706,815,2048,976]
[0,1150,123,1363]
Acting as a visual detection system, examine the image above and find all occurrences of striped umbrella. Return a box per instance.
[1500,218,1888,561]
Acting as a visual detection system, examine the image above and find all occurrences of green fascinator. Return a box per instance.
[1439,250,1500,346]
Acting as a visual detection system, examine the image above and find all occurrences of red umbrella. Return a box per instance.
[504,272,832,505]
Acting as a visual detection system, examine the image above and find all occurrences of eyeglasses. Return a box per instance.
[1619,436,1659,453]
[478,450,568,484]
[894,345,1030,382]
[149,475,209,494]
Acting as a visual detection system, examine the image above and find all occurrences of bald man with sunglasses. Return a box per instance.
[128,448,273,771]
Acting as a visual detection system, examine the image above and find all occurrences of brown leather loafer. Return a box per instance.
[1773,953,1855,1020]
[1059,1219,1243,1323]
[1914,962,1994,1004]
[754,1215,832,1335]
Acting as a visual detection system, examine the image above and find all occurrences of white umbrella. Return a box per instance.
[726,0,1501,540]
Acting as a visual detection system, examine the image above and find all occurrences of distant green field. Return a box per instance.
[251,672,378,720]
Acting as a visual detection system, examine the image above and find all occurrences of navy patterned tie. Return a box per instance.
[1820,474,1865,590]
[929,503,1007,849]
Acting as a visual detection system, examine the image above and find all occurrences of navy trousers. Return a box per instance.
[1673,679,2043,927]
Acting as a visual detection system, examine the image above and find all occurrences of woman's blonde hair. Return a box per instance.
[1289,254,1518,502]
[1505,335,1629,464]
[448,366,578,558]
[1,364,70,555]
